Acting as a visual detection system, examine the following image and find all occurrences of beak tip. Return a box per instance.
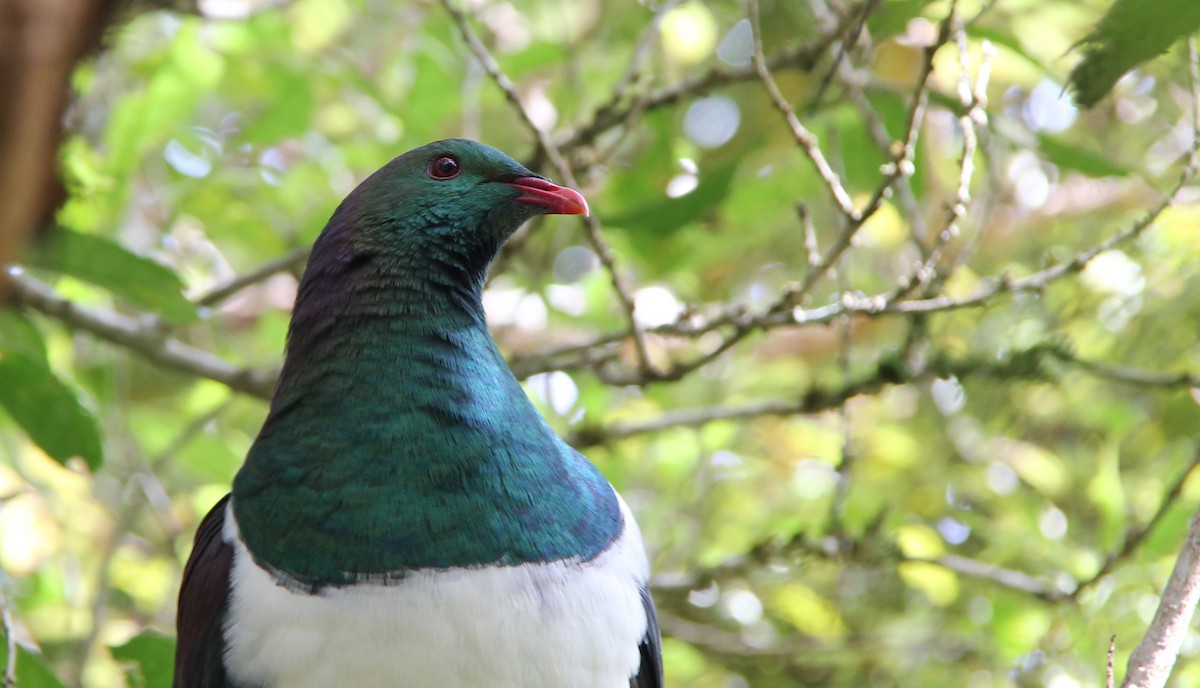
[507,177,591,217]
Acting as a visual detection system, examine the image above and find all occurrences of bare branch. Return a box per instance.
[883,167,1192,315]
[911,553,1063,600]
[1109,636,1117,688]
[566,343,1200,447]
[567,374,884,447]
[654,518,1065,602]
[9,271,276,399]
[744,0,947,307]
[516,158,1190,386]
[1074,450,1200,599]
[440,0,653,376]
[551,22,852,156]
[1120,506,1200,688]
[1,586,14,688]
[798,203,822,269]
[1189,37,1200,163]
[607,0,683,106]
[196,246,309,307]
[747,0,857,218]
[837,63,930,251]
[896,18,993,295]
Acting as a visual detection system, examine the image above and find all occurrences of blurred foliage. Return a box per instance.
[2,0,1200,686]
[1068,0,1200,107]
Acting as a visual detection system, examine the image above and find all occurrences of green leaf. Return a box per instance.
[0,311,47,362]
[603,159,741,268]
[0,635,67,688]
[104,20,223,178]
[238,66,316,144]
[111,632,176,688]
[28,229,198,324]
[502,41,568,78]
[867,0,937,41]
[0,353,103,469]
[1038,133,1131,178]
[1069,0,1200,107]
[967,26,1052,73]
[603,160,740,237]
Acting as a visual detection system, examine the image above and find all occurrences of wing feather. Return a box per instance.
[630,584,663,688]
[174,495,237,688]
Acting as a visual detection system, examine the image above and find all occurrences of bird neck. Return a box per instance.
[230,228,622,590]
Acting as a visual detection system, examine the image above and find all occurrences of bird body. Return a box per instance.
[219,498,648,687]
[174,140,661,688]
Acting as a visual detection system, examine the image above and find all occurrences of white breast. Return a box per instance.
[220,498,650,688]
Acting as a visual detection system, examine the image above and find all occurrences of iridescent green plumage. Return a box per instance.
[230,140,619,589]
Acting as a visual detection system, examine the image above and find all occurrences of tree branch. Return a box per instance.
[9,271,276,399]
[1120,506,1200,688]
[1122,49,1200,685]
[511,151,1194,385]
[911,553,1063,600]
[568,343,1200,446]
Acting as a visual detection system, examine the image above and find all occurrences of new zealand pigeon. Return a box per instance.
[173,139,661,688]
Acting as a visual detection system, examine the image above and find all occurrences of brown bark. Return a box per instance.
[0,0,121,300]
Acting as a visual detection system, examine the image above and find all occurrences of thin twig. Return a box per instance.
[747,0,947,303]
[598,148,1185,382]
[881,166,1192,315]
[603,0,950,385]
[440,0,653,376]
[654,522,1064,601]
[1189,37,1200,164]
[837,63,930,252]
[807,0,882,111]
[747,0,857,218]
[897,18,993,297]
[607,0,682,107]
[798,204,822,269]
[1,587,15,688]
[583,0,681,166]
[195,246,309,307]
[1108,635,1117,688]
[1074,450,1200,599]
[552,21,852,155]
[567,375,884,446]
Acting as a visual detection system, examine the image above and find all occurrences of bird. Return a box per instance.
[173,139,661,688]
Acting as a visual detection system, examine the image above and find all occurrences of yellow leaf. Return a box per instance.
[897,523,945,559]
[770,582,848,640]
[898,561,959,606]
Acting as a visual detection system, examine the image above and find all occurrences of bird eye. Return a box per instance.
[426,155,461,180]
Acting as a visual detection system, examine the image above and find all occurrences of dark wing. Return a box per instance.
[174,494,237,688]
[630,584,663,688]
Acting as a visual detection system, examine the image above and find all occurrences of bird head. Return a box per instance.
[341,139,588,263]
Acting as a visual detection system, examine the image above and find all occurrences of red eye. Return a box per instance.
[427,155,461,180]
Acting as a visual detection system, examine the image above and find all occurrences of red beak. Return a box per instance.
[505,177,589,217]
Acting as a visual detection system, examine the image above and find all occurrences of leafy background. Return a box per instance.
[3,0,1200,686]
